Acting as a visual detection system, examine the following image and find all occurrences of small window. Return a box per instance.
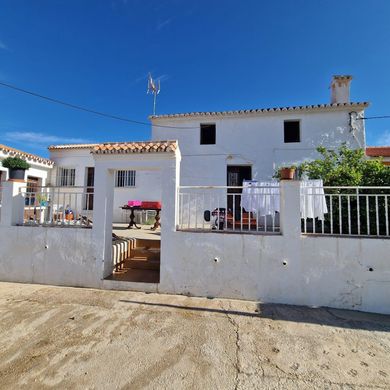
[115,170,136,187]
[284,120,300,143]
[56,167,76,187]
[200,124,216,145]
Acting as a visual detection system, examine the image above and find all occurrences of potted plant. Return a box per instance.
[279,165,296,180]
[1,157,30,182]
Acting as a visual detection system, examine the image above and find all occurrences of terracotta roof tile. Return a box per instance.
[366,146,390,157]
[92,140,177,154]
[0,144,53,166]
[150,102,369,120]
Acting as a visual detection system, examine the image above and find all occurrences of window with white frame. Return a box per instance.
[115,170,136,187]
[56,167,76,187]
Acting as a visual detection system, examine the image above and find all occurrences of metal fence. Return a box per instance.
[177,186,281,233]
[20,186,94,227]
[301,187,390,237]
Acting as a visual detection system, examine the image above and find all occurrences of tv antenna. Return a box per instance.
[147,73,160,115]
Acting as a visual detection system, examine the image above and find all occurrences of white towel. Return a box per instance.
[300,179,328,220]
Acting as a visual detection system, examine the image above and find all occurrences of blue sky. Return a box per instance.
[0,0,390,157]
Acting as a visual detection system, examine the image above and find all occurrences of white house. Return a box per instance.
[47,75,369,222]
[0,144,53,189]
[151,75,368,186]
[2,76,390,315]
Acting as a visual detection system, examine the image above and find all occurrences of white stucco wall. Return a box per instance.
[0,169,389,315]
[152,107,366,185]
[159,232,390,314]
[0,226,101,288]
[49,149,163,222]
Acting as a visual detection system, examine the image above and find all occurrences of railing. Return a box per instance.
[301,187,390,237]
[20,186,94,227]
[177,186,281,234]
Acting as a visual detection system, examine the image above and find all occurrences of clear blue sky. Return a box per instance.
[0,0,389,157]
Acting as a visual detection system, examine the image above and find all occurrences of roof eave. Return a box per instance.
[149,102,370,121]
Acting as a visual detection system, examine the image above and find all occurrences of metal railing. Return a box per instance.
[177,186,281,234]
[20,186,94,227]
[301,187,390,237]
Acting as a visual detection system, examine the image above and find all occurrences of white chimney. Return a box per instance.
[330,75,352,104]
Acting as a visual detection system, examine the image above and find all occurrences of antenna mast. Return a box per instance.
[147,73,161,115]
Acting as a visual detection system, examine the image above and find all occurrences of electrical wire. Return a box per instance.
[0,80,198,129]
[2,80,389,126]
[357,115,390,120]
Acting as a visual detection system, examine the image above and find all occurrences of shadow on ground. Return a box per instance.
[119,299,390,332]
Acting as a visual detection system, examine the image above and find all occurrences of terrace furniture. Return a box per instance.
[121,201,162,231]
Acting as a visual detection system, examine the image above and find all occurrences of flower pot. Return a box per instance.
[280,167,296,180]
[8,168,26,182]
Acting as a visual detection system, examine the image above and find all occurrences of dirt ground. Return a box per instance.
[0,282,389,389]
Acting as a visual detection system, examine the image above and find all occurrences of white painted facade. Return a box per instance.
[151,105,367,186]
[0,148,52,186]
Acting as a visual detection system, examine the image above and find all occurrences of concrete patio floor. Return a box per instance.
[112,223,161,240]
[0,282,389,389]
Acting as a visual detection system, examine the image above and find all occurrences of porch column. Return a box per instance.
[0,181,25,226]
[92,164,115,279]
[159,153,180,291]
[160,155,181,233]
[279,180,301,238]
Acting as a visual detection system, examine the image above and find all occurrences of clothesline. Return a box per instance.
[240,180,328,220]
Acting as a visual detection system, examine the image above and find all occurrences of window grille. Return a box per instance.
[115,170,136,187]
[56,167,76,187]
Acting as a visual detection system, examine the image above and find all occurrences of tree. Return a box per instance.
[298,145,390,186]
[297,145,390,236]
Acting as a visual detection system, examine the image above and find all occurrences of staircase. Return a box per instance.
[125,239,160,271]
[109,238,160,284]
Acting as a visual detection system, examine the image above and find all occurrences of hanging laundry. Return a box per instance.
[300,179,328,220]
[240,179,328,220]
[241,180,280,216]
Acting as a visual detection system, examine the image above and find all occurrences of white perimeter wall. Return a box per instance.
[152,108,366,185]
[0,226,101,288]
[159,232,390,315]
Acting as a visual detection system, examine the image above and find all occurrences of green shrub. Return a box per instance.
[1,157,30,170]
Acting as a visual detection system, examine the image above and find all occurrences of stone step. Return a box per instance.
[134,239,160,249]
[125,257,160,270]
[131,247,160,258]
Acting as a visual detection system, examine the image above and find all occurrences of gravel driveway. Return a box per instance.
[0,282,389,389]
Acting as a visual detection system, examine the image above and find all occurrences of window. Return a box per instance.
[115,170,136,187]
[200,123,216,145]
[284,120,300,143]
[56,167,76,186]
[84,167,94,210]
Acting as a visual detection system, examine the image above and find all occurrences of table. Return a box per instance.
[121,206,161,231]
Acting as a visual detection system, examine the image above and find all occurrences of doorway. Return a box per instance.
[227,165,252,219]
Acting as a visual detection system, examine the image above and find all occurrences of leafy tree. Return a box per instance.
[296,145,390,236]
[298,145,390,186]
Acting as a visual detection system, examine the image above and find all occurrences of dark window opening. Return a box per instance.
[284,120,300,143]
[200,124,216,145]
[84,167,94,210]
